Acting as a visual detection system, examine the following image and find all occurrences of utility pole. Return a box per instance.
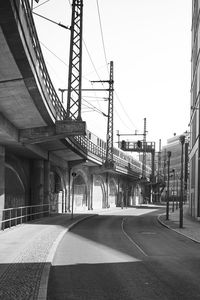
[106,61,114,165]
[166,151,171,220]
[67,0,83,120]
[91,61,114,167]
[157,139,161,202]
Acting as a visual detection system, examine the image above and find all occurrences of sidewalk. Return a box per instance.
[158,204,200,243]
[0,212,96,300]
[1,206,200,300]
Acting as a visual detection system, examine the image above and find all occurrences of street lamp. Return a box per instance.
[171,169,175,212]
[175,172,180,210]
[71,172,77,220]
[179,135,185,228]
[166,151,171,220]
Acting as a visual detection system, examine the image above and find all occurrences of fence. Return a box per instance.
[1,204,50,230]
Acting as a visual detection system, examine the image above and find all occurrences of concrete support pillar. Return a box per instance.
[64,185,67,213]
[0,146,5,225]
[67,168,71,212]
[89,174,93,210]
[31,159,44,206]
[44,160,50,205]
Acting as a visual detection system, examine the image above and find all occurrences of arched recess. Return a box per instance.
[93,175,106,209]
[108,178,118,207]
[50,167,66,214]
[5,164,25,208]
[130,184,142,206]
[73,173,87,211]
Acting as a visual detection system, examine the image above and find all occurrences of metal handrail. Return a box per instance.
[72,135,150,176]
[18,0,67,120]
[1,204,50,230]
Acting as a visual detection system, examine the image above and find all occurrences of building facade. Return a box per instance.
[161,134,189,204]
[190,0,200,218]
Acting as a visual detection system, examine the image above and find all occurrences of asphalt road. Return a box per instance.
[47,207,200,300]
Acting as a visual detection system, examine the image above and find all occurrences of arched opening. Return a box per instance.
[73,174,87,211]
[130,184,142,206]
[109,179,117,207]
[5,166,25,208]
[50,171,64,213]
[93,176,105,209]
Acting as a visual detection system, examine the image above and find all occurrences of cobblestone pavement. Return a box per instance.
[158,204,200,243]
[0,213,95,300]
[1,206,199,300]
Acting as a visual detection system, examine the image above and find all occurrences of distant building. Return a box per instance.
[161,134,189,202]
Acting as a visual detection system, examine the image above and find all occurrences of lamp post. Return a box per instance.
[179,135,185,228]
[175,172,180,210]
[71,172,77,220]
[166,151,171,220]
[171,169,175,212]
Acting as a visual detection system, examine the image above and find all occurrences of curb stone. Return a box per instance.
[37,214,97,300]
[157,213,200,244]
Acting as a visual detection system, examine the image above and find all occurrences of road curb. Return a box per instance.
[37,214,97,300]
[157,213,200,245]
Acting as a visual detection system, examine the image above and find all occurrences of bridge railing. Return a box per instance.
[19,0,67,120]
[73,136,105,159]
[0,204,50,230]
[16,1,150,177]
[72,135,147,176]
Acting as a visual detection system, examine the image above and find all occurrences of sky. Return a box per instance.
[32,0,191,150]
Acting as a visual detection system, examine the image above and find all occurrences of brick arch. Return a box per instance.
[49,166,67,213]
[72,168,88,186]
[71,169,89,211]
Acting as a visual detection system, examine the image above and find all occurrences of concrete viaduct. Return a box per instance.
[0,0,151,228]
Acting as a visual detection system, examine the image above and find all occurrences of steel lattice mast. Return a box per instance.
[105,61,114,164]
[66,0,83,120]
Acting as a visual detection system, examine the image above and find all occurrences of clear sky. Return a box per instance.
[32,0,191,150]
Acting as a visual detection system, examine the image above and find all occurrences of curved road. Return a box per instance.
[47,207,200,299]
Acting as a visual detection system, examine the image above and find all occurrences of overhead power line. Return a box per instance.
[40,40,68,67]
[32,0,50,10]
[114,90,138,130]
[96,0,109,75]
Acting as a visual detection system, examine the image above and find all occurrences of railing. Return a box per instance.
[72,135,105,159]
[1,204,50,230]
[13,0,150,178]
[72,135,150,176]
[17,0,67,121]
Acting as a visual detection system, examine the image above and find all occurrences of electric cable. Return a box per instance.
[34,1,138,134]
[114,90,138,131]
[96,0,109,75]
[32,0,50,10]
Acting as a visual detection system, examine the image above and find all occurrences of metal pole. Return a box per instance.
[176,173,179,209]
[179,135,185,228]
[166,151,171,220]
[71,179,74,219]
[71,172,77,220]
[172,169,175,212]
